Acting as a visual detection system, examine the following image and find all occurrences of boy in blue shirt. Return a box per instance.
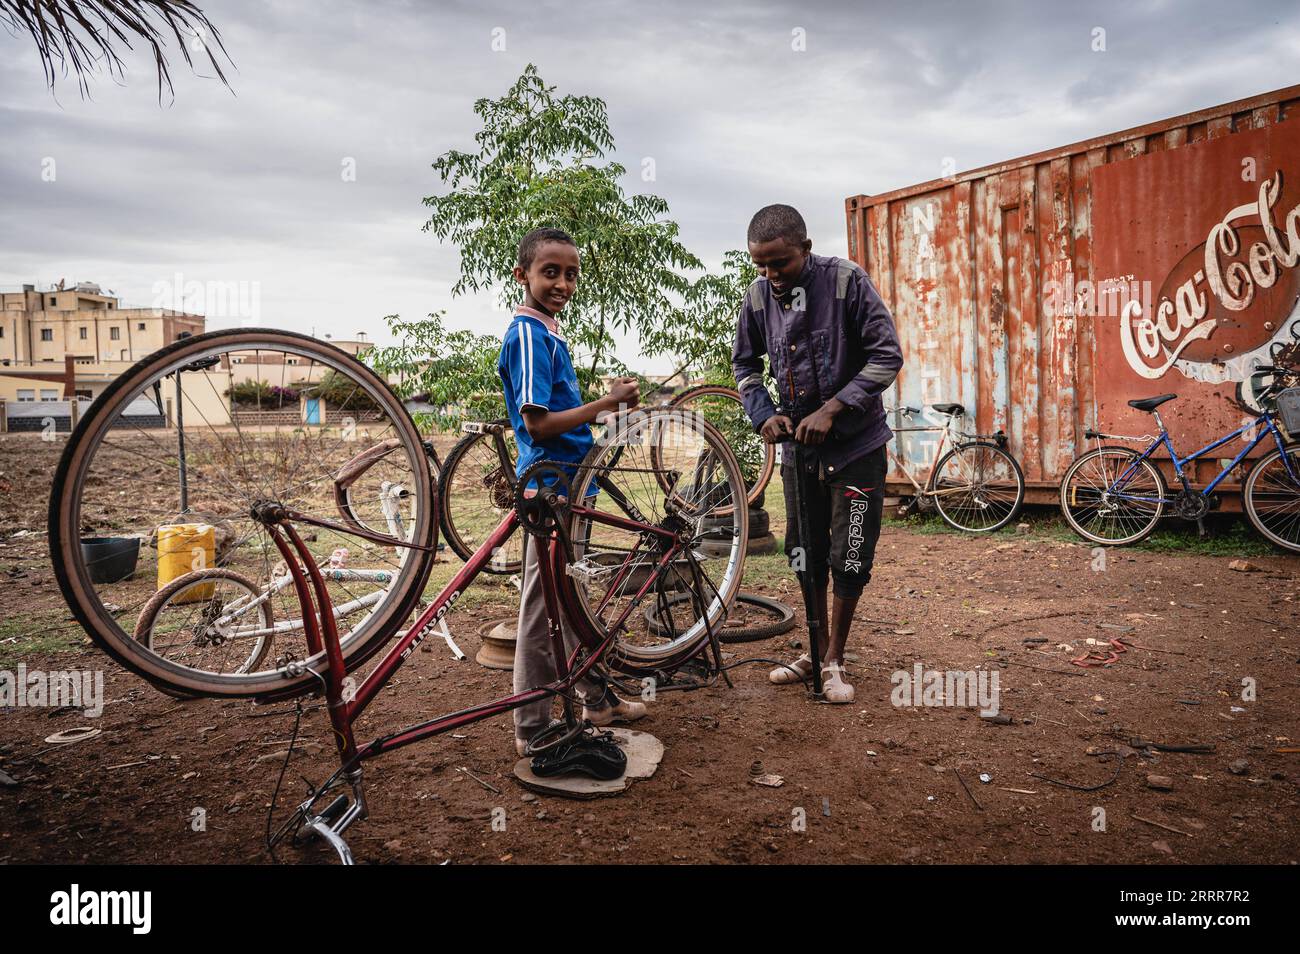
[498,227,647,756]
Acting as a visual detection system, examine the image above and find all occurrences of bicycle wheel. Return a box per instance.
[1242,442,1300,552]
[656,385,774,513]
[438,425,523,573]
[564,407,748,674]
[133,567,274,675]
[1059,446,1166,545]
[929,441,1025,532]
[49,328,437,700]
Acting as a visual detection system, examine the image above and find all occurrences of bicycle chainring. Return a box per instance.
[1174,489,1209,520]
[513,462,572,537]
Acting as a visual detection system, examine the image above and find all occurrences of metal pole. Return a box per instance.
[788,440,823,697]
[176,331,191,514]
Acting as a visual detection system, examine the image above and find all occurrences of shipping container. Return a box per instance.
[845,84,1300,508]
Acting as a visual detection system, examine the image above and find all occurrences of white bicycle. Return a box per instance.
[885,402,1026,533]
[132,481,461,679]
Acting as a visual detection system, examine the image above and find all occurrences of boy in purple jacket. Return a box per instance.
[732,205,903,702]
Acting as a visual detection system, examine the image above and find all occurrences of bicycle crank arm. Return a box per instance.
[437,618,467,661]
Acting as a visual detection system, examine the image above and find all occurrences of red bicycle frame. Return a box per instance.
[262,499,684,777]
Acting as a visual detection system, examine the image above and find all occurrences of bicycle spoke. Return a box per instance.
[53,333,436,697]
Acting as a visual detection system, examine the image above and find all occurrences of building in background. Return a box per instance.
[0,282,205,405]
[223,337,374,387]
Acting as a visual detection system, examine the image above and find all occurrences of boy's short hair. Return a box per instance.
[747,204,807,246]
[517,227,578,270]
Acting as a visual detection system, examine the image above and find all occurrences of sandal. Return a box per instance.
[769,653,813,685]
[820,662,854,704]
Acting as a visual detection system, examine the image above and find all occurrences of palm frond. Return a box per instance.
[0,0,233,100]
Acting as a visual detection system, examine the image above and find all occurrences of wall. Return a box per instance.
[844,84,1300,503]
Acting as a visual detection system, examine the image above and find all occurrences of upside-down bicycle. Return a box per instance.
[49,328,751,862]
[435,384,779,574]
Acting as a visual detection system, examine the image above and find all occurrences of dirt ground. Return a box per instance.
[2,430,1298,865]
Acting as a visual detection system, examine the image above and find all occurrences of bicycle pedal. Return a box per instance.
[566,559,617,581]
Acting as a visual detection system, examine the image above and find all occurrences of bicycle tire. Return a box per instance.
[438,425,522,573]
[133,567,270,699]
[49,328,437,701]
[1242,441,1300,553]
[133,566,275,668]
[562,408,749,675]
[642,591,796,642]
[1059,446,1166,545]
[928,441,1025,532]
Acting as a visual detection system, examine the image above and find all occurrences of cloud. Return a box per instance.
[1,0,1296,370]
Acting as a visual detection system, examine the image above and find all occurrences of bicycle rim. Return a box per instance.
[658,386,773,513]
[134,567,273,674]
[929,441,1024,532]
[1243,443,1300,552]
[439,427,523,572]
[49,328,436,699]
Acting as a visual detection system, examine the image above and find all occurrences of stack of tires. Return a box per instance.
[699,503,776,556]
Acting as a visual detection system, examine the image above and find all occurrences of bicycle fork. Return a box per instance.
[259,507,368,865]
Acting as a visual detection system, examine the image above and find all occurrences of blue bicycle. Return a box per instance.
[1060,365,1300,551]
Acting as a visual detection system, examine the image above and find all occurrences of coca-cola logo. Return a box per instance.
[1120,171,1300,383]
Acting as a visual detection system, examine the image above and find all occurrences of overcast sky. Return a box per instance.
[2,0,1297,371]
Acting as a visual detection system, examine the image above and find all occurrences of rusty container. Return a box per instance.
[845,85,1300,507]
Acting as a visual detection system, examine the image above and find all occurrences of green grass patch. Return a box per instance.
[887,507,1283,556]
[0,611,86,666]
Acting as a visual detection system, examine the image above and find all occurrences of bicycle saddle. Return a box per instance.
[530,729,627,781]
[1127,393,1177,412]
[931,403,965,416]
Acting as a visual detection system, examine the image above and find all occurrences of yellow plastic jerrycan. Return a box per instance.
[156,523,216,603]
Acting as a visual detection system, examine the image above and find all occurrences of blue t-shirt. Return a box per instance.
[498,312,593,486]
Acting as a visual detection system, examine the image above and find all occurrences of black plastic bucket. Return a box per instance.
[80,536,141,584]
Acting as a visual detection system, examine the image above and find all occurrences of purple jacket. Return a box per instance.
[732,253,903,476]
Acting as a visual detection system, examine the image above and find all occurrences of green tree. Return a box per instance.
[420,63,702,389]
[646,249,759,386]
[365,311,503,431]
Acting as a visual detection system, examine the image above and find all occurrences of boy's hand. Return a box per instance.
[794,399,845,446]
[760,415,794,444]
[603,377,641,413]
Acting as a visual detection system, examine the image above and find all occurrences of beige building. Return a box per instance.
[1,283,206,405]
[223,338,374,387]
[1,282,205,366]
[1,283,376,429]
